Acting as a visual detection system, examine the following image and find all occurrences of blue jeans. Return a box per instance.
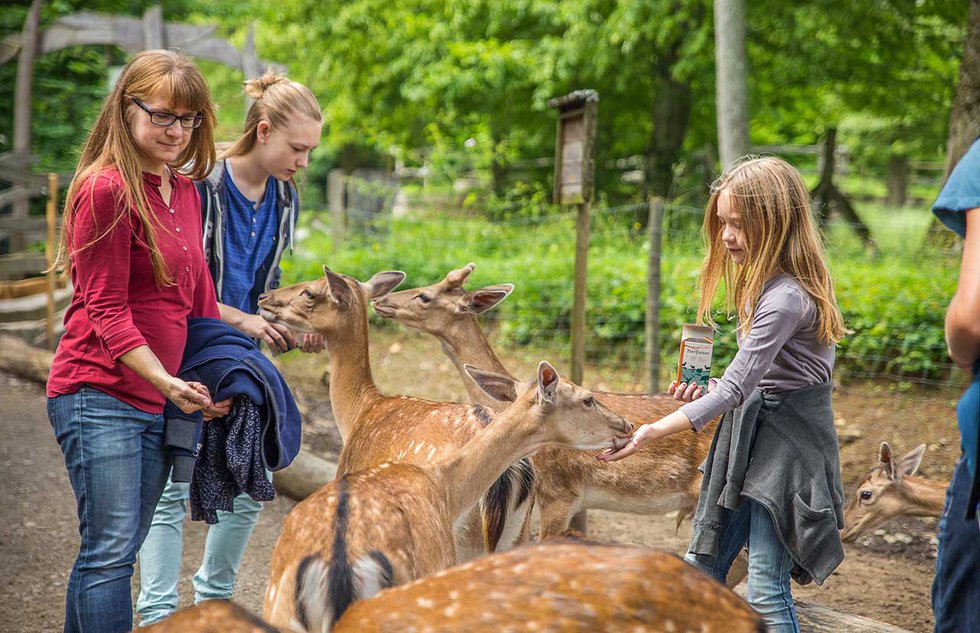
[48,387,170,633]
[685,497,799,633]
[932,456,980,633]
[136,475,263,625]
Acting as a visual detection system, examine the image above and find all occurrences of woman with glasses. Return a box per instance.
[46,50,224,633]
[135,71,324,626]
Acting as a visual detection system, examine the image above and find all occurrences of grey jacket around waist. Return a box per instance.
[690,382,845,585]
[196,159,297,306]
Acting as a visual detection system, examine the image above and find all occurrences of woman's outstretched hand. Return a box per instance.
[597,423,659,462]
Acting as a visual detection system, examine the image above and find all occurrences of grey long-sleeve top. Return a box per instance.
[681,273,835,431]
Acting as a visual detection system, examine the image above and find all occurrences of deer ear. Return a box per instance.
[444,263,476,288]
[364,271,406,300]
[464,364,518,403]
[322,266,353,306]
[466,284,514,314]
[537,361,559,404]
[896,444,926,477]
[878,442,897,479]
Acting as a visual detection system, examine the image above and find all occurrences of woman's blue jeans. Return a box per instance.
[685,497,799,633]
[48,387,170,633]
[932,456,980,633]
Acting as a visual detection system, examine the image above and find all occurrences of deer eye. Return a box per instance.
[301,289,314,299]
[859,490,873,501]
[417,293,431,304]
[583,396,595,407]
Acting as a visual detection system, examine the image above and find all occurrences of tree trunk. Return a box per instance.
[272,450,338,501]
[0,334,52,384]
[714,0,750,170]
[886,154,909,208]
[927,0,980,245]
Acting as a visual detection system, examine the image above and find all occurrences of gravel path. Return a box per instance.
[0,372,295,632]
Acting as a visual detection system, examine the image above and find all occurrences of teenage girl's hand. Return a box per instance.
[167,379,212,414]
[238,313,296,354]
[202,398,234,421]
[298,332,325,354]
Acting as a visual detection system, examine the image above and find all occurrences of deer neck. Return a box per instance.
[324,312,381,442]
[434,396,544,519]
[436,316,515,407]
[899,476,948,517]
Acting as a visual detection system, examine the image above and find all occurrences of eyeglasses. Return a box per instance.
[130,96,204,129]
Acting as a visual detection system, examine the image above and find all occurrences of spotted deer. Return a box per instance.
[258,267,534,561]
[841,442,947,542]
[372,263,720,542]
[141,600,281,633]
[261,361,633,632]
[324,542,765,633]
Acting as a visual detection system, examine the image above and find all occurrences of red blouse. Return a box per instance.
[47,168,220,413]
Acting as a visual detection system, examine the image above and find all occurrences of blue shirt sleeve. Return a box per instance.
[934,138,980,238]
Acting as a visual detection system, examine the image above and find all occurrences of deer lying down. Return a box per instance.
[842,441,947,542]
[320,542,765,633]
[258,267,534,561]
[372,263,720,541]
[141,600,281,633]
[262,361,632,632]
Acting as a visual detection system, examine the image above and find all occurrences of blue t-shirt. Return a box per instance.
[933,138,980,486]
[220,167,278,314]
[933,139,980,237]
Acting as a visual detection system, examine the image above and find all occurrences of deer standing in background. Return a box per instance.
[257,267,534,561]
[842,441,947,542]
[327,541,765,633]
[372,263,721,542]
[260,360,632,632]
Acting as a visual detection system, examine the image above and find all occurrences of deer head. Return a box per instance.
[841,441,927,542]
[463,361,633,452]
[258,266,405,336]
[371,262,513,334]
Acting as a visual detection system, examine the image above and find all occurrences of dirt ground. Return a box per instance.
[0,327,963,632]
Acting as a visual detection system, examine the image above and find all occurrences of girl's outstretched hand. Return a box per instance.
[597,423,658,462]
[668,378,716,402]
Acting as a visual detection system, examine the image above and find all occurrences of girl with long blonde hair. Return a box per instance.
[46,50,221,633]
[136,71,324,626]
[600,156,846,632]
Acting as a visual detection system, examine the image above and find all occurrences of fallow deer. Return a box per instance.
[141,600,281,633]
[841,441,947,542]
[325,542,765,632]
[261,361,633,632]
[372,263,720,542]
[258,267,534,561]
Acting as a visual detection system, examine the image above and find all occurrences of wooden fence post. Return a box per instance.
[327,169,346,253]
[45,173,57,350]
[645,197,665,393]
[571,199,590,385]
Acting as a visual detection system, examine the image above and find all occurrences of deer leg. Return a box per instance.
[537,495,581,541]
[568,510,588,533]
[454,507,487,562]
[726,547,749,587]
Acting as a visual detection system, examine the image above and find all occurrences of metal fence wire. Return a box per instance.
[304,182,963,390]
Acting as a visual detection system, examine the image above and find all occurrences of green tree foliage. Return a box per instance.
[0,0,203,172]
[3,0,969,205]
